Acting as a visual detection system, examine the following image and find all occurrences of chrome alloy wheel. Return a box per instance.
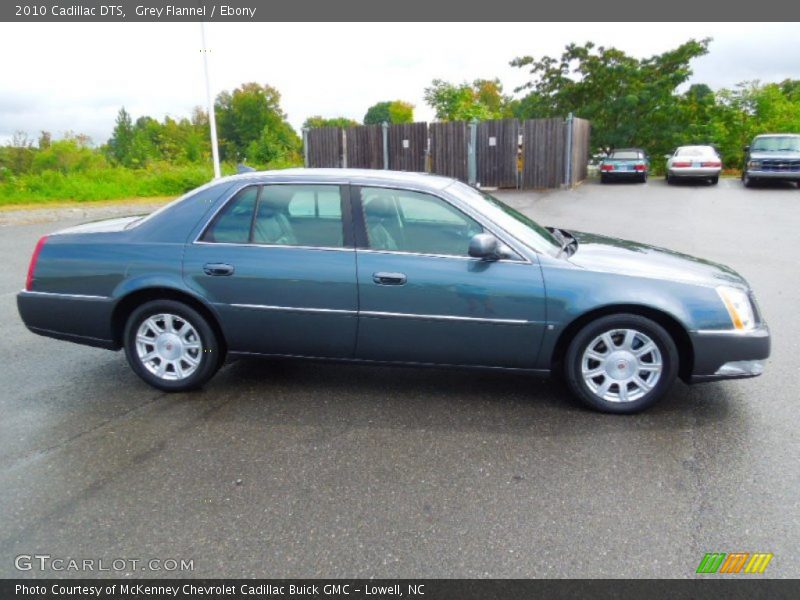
[581,328,663,403]
[135,313,202,381]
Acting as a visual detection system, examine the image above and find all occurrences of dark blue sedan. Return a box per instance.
[17,169,770,413]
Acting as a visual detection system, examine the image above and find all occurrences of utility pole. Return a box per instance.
[200,22,221,179]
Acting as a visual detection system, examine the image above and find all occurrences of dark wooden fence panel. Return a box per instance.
[429,121,468,181]
[306,127,343,168]
[345,124,383,169]
[522,118,566,189]
[476,119,519,188]
[569,117,591,186]
[388,122,427,172]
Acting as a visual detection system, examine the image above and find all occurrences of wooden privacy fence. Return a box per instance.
[303,116,590,189]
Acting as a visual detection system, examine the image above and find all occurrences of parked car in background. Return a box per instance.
[665,145,722,185]
[17,169,770,414]
[599,148,649,183]
[742,133,800,187]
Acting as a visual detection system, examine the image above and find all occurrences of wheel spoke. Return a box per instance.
[596,378,612,398]
[145,317,163,334]
[141,350,158,362]
[618,384,629,402]
[173,361,185,379]
[583,366,605,378]
[602,332,616,352]
[638,362,661,372]
[634,342,655,357]
[633,375,652,391]
[137,334,155,345]
[622,330,636,351]
[586,349,606,361]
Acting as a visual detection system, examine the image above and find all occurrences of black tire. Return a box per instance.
[665,173,672,185]
[564,313,679,414]
[743,173,755,188]
[124,299,221,392]
[600,174,608,184]
[710,176,719,185]
[640,173,648,183]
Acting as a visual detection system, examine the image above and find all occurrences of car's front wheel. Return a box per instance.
[743,173,755,188]
[564,314,679,414]
[124,300,221,392]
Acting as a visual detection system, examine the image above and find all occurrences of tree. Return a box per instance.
[215,82,301,166]
[511,39,711,159]
[363,100,414,125]
[303,116,359,129]
[107,107,135,166]
[423,79,512,121]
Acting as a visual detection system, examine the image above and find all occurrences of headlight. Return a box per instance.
[716,286,756,331]
[748,160,761,168]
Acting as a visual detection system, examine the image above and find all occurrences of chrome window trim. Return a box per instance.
[193,241,354,253]
[355,182,533,264]
[355,247,528,264]
[20,290,109,301]
[192,181,349,247]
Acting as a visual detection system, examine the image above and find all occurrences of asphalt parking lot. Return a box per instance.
[1,176,798,578]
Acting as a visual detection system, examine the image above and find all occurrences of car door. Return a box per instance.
[353,186,547,369]
[183,183,358,358]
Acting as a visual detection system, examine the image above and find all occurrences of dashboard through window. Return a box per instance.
[202,185,345,248]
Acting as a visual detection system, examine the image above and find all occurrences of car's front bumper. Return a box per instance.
[689,324,770,383]
[746,169,800,181]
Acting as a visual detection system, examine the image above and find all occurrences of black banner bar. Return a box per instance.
[2,579,800,600]
[1,0,798,22]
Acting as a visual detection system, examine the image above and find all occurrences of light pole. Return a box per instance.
[200,22,221,179]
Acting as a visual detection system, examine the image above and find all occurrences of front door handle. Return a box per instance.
[373,271,407,286]
[203,263,235,276]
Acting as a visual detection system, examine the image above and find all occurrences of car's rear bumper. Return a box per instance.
[746,169,800,180]
[601,171,647,178]
[669,167,721,177]
[689,324,770,383]
[17,290,118,349]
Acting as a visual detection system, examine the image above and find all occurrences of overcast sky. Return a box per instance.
[0,22,798,146]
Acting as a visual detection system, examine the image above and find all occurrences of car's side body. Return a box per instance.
[18,169,769,395]
[599,148,649,183]
[742,133,800,187]
[666,145,722,184]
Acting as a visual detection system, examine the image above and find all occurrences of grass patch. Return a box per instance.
[0,164,217,206]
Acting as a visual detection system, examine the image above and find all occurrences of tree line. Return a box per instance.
[2,37,799,188]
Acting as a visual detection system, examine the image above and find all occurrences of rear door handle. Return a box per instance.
[373,272,407,286]
[203,263,235,276]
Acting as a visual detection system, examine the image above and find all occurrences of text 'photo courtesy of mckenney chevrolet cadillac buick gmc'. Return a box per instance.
[17,169,770,414]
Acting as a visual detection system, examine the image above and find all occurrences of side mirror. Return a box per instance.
[468,233,500,260]
[663,154,672,159]
[743,145,750,152]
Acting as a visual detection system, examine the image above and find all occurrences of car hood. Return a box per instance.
[565,230,747,288]
[749,151,800,160]
[53,215,142,235]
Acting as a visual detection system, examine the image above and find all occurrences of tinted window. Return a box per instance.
[751,136,800,152]
[203,186,258,243]
[253,185,344,247]
[361,188,482,256]
[204,185,344,247]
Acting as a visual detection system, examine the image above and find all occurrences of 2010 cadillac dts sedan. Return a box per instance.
[17,169,770,413]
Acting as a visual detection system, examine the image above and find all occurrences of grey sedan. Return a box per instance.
[17,169,770,413]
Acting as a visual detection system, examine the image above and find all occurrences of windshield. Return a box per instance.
[445,181,561,256]
[609,151,642,160]
[676,146,716,157]
[751,136,800,152]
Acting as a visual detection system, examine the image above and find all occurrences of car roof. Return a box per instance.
[610,148,645,153]
[213,168,458,191]
[753,133,800,138]
[676,145,717,152]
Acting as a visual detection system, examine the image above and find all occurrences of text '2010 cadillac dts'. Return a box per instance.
[17,169,770,413]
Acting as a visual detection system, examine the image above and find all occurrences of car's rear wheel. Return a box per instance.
[600,174,608,184]
[124,300,221,392]
[665,173,673,185]
[564,314,679,414]
[640,173,648,183]
[710,176,719,185]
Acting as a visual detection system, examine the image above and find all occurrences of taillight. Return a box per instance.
[634,163,646,171]
[702,161,721,167]
[672,161,692,168]
[600,164,615,171]
[25,235,48,291]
